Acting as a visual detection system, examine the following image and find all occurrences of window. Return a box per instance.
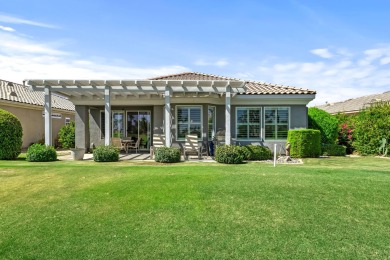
[65,117,71,126]
[176,106,202,140]
[236,107,261,140]
[208,106,216,140]
[264,107,289,140]
[100,111,105,139]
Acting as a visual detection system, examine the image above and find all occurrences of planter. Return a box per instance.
[70,148,85,160]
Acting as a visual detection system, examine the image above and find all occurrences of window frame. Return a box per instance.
[175,105,203,141]
[235,107,262,141]
[264,107,290,141]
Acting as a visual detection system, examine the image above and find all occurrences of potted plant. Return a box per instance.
[70,147,85,160]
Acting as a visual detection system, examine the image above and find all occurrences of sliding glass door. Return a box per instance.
[127,111,151,150]
[112,111,125,138]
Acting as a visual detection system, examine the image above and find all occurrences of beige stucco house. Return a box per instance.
[0,79,75,148]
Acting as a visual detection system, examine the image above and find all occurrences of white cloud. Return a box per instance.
[0,31,188,84]
[0,14,58,28]
[310,48,333,59]
[254,46,390,106]
[0,25,15,32]
[194,59,229,67]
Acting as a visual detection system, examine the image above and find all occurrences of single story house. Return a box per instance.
[26,72,316,152]
[0,79,75,148]
[317,90,390,115]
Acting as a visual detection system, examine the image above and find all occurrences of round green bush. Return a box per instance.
[155,147,181,163]
[215,145,244,164]
[308,107,338,144]
[0,109,23,160]
[287,129,321,158]
[241,145,272,161]
[93,145,119,162]
[26,144,57,162]
[58,121,75,148]
[321,144,346,156]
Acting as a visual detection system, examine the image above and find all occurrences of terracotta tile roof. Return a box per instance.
[150,72,316,95]
[0,79,75,111]
[317,91,390,114]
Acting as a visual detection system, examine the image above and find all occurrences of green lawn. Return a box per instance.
[0,157,389,259]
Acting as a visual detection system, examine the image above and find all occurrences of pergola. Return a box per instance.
[26,79,246,148]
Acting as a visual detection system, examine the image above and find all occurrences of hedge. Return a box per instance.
[241,145,272,161]
[321,144,346,156]
[93,145,119,162]
[26,144,57,162]
[215,145,244,164]
[308,107,338,145]
[154,147,181,163]
[0,109,23,160]
[287,129,321,158]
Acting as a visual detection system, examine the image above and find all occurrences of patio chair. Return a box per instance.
[128,138,141,154]
[184,134,206,160]
[150,134,165,159]
[112,137,128,153]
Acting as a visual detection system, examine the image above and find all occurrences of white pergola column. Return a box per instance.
[44,86,52,146]
[225,85,232,145]
[164,86,172,147]
[104,85,111,146]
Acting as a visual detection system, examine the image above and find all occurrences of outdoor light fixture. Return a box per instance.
[7,82,18,98]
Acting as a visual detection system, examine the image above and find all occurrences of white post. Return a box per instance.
[164,86,171,147]
[104,85,111,146]
[225,85,231,145]
[273,143,277,167]
[44,86,52,146]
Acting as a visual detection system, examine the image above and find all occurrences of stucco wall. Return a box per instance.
[0,104,75,148]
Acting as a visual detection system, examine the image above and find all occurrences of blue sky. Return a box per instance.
[1,0,390,105]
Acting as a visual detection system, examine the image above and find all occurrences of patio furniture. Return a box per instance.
[128,138,141,154]
[150,134,165,159]
[183,134,206,160]
[112,137,128,153]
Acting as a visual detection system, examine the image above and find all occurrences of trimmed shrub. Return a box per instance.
[241,145,272,161]
[58,121,75,149]
[93,145,119,162]
[335,113,356,154]
[321,144,346,156]
[287,129,321,158]
[155,147,181,163]
[26,144,57,162]
[215,145,244,164]
[0,109,23,160]
[308,107,338,145]
[353,102,390,155]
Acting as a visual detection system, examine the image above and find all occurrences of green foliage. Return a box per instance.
[241,145,272,161]
[0,109,23,159]
[321,144,346,156]
[215,145,244,164]
[154,147,181,163]
[353,102,390,155]
[287,129,321,158]
[308,107,338,144]
[93,145,119,162]
[26,144,57,162]
[58,121,75,148]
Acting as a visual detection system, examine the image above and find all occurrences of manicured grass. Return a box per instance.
[0,157,389,259]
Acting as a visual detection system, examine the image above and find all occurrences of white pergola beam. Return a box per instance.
[44,86,52,146]
[104,86,111,146]
[225,85,232,145]
[164,86,172,147]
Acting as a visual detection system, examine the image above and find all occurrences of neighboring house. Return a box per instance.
[0,79,75,148]
[317,91,390,115]
[26,72,316,152]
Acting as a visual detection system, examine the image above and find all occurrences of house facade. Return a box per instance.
[26,72,316,152]
[0,79,75,148]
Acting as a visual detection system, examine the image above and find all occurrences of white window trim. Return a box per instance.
[264,107,291,141]
[100,110,105,139]
[235,107,262,141]
[175,105,203,141]
[208,106,216,141]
